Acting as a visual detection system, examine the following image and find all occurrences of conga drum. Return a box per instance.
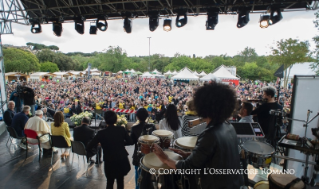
[268,173,305,189]
[174,136,198,151]
[139,151,182,189]
[152,130,174,149]
[138,135,160,154]
[254,181,269,189]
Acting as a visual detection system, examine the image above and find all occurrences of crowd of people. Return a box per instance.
[2,77,292,189]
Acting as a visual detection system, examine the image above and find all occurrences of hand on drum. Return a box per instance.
[153,144,169,164]
[168,148,189,159]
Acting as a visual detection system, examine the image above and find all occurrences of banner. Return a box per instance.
[274,65,284,78]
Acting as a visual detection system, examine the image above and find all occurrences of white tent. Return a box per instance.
[164,70,172,75]
[118,70,123,73]
[130,69,136,73]
[140,72,153,78]
[193,71,199,75]
[199,71,207,76]
[152,69,161,74]
[212,65,239,80]
[200,73,221,82]
[287,63,316,79]
[172,67,199,81]
[172,70,178,75]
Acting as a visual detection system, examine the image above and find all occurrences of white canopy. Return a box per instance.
[53,72,70,76]
[199,71,207,76]
[287,63,316,79]
[200,73,221,82]
[130,69,136,73]
[140,72,153,78]
[212,66,239,80]
[152,69,161,74]
[30,72,55,77]
[90,72,101,76]
[85,68,100,72]
[172,67,199,81]
[164,70,172,75]
[118,70,123,73]
[172,70,178,75]
[69,71,82,76]
[193,71,199,75]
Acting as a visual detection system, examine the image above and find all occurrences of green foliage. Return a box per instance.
[36,49,78,71]
[40,61,59,72]
[3,48,40,73]
[26,42,59,51]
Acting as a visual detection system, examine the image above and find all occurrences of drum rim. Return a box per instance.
[152,130,174,137]
[241,141,275,155]
[140,151,182,172]
[138,135,160,142]
[174,140,194,150]
[175,136,197,149]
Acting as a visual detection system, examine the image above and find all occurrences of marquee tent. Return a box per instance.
[171,67,199,81]
[164,70,172,75]
[200,73,221,82]
[172,70,178,75]
[211,65,239,85]
[199,71,207,77]
[140,72,153,78]
[152,69,161,75]
[287,63,316,80]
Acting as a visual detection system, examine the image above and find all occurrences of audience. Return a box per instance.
[24,110,52,153]
[51,111,71,158]
[11,105,30,150]
[181,100,198,136]
[73,117,101,163]
[159,104,182,139]
[87,111,133,189]
[3,101,15,127]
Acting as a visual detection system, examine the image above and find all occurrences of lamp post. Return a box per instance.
[147,37,151,71]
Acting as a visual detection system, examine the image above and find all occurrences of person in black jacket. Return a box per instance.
[73,117,101,163]
[130,108,156,189]
[153,82,244,189]
[3,101,15,126]
[87,111,133,189]
[71,101,82,115]
[22,82,35,115]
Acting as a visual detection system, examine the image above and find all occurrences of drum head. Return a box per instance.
[269,174,305,188]
[152,130,173,137]
[242,140,275,155]
[142,151,181,170]
[139,135,159,142]
[176,136,198,150]
[254,181,269,189]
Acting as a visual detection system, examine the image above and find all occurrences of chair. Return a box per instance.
[71,141,90,176]
[6,126,25,147]
[24,129,50,162]
[50,135,71,170]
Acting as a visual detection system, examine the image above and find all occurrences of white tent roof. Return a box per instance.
[69,71,82,75]
[91,72,101,76]
[200,73,221,81]
[199,71,207,76]
[172,70,178,75]
[172,67,199,80]
[30,72,55,77]
[288,63,316,78]
[164,70,172,75]
[152,69,161,74]
[84,68,100,72]
[140,72,153,78]
[53,72,70,76]
[212,65,239,80]
[118,70,123,73]
[130,69,136,73]
[193,71,199,75]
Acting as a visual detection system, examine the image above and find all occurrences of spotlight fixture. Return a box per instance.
[259,15,271,28]
[123,17,132,33]
[97,17,108,31]
[270,7,283,25]
[75,20,84,34]
[163,19,172,31]
[149,12,159,32]
[89,22,97,34]
[31,22,41,34]
[237,9,250,28]
[206,11,218,30]
[176,10,187,28]
[53,22,62,37]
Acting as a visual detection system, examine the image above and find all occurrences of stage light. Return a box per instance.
[89,23,97,35]
[53,22,62,37]
[97,18,108,31]
[237,9,250,28]
[75,20,84,34]
[123,18,132,33]
[260,15,270,28]
[163,19,172,31]
[176,11,187,28]
[270,8,283,25]
[206,11,218,30]
[149,13,159,32]
[31,22,41,34]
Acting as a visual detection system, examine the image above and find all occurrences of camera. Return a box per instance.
[269,109,287,117]
[16,84,25,97]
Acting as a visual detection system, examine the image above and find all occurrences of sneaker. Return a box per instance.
[19,143,27,150]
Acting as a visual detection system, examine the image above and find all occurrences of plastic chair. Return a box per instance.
[24,129,50,162]
[6,126,25,147]
[50,135,71,170]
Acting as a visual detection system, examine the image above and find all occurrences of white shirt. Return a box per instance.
[159,118,182,139]
[24,116,50,143]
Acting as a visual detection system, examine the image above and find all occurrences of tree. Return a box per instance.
[269,38,310,87]
[40,62,59,72]
[3,48,40,73]
[311,11,319,74]
[37,49,76,71]
[26,42,59,51]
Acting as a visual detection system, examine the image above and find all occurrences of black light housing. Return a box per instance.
[53,22,62,37]
[31,22,41,34]
[270,7,283,25]
[237,9,250,28]
[260,15,271,28]
[123,18,132,33]
[97,18,108,31]
[75,20,84,34]
[163,19,172,31]
[176,11,187,28]
[206,11,218,30]
[149,12,159,32]
[89,22,97,34]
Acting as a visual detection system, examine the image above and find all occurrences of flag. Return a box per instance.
[274,65,284,78]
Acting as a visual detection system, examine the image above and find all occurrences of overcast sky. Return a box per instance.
[2,10,318,57]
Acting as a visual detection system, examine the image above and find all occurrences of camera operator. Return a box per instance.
[251,86,282,144]
[21,82,36,115]
[9,86,23,113]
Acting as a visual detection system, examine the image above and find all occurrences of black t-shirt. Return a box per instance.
[251,102,282,138]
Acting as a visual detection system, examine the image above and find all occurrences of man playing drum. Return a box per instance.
[153,82,244,189]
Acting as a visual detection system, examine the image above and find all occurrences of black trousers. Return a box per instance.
[105,163,124,189]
